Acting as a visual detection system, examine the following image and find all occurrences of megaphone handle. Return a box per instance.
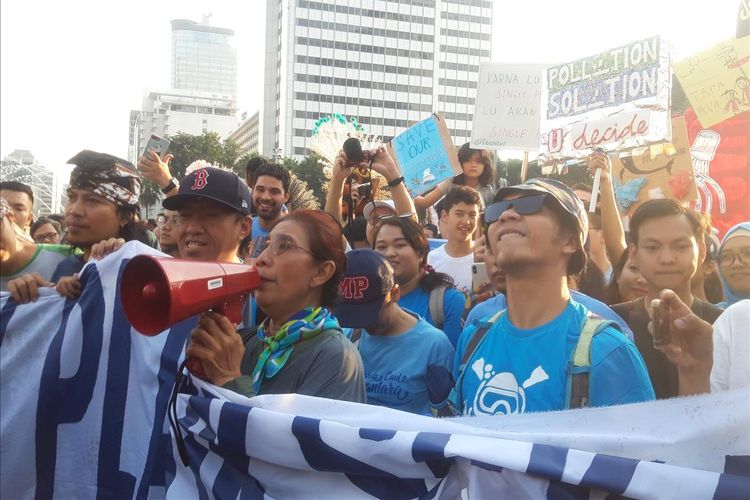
[186,358,207,379]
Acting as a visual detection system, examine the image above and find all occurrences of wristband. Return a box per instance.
[387,176,405,188]
[161,178,179,194]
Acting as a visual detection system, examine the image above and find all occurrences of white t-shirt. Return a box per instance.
[427,244,473,292]
[710,299,750,392]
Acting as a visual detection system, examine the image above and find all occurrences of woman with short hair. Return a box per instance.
[187,210,366,402]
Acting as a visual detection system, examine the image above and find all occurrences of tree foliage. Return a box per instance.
[167,132,243,179]
[283,153,328,208]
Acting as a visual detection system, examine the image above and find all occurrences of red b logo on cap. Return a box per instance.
[191,169,209,191]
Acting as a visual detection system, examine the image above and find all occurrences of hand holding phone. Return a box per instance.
[142,134,171,160]
[650,298,672,348]
[472,262,489,294]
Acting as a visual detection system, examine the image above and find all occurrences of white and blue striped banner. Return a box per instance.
[1,242,748,499]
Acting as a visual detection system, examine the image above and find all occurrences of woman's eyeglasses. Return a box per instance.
[718,247,750,266]
[482,194,548,233]
[262,235,316,258]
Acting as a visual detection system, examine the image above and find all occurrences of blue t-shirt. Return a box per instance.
[355,313,455,415]
[398,286,467,348]
[453,300,654,416]
[250,219,270,259]
[466,291,634,341]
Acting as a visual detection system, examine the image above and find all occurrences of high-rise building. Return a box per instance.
[171,17,238,98]
[0,150,63,216]
[227,111,260,158]
[260,0,492,159]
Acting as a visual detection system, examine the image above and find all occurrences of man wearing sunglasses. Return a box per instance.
[452,178,654,416]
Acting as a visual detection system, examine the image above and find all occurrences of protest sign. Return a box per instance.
[674,36,750,128]
[612,116,697,215]
[471,63,544,150]
[540,36,672,160]
[386,113,462,197]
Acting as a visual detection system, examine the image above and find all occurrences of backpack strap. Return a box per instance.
[441,309,505,416]
[428,285,446,330]
[566,316,619,409]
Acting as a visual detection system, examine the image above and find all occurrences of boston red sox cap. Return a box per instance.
[162,167,252,215]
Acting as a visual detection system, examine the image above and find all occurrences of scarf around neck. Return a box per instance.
[250,306,340,393]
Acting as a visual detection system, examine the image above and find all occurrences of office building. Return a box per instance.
[260,0,492,159]
[171,17,238,98]
[227,111,260,157]
[0,150,62,216]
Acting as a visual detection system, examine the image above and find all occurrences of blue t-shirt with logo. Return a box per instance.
[355,313,454,415]
[398,286,467,348]
[465,291,635,341]
[454,300,654,416]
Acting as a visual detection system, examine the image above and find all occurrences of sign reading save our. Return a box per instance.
[386,114,462,197]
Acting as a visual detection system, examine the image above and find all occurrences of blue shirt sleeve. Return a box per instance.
[589,327,655,406]
[442,288,468,348]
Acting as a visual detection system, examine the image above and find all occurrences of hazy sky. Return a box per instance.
[0,0,740,174]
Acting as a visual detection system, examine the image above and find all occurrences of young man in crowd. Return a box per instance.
[157,209,180,257]
[465,236,635,341]
[1,198,76,292]
[451,179,654,416]
[248,163,290,259]
[612,199,724,399]
[428,186,482,292]
[325,146,416,245]
[336,249,454,415]
[0,181,35,235]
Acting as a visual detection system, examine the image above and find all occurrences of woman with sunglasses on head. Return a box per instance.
[372,216,467,347]
[186,210,366,401]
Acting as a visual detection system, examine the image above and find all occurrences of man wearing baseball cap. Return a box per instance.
[336,249,454,415]
[162,167,252,263]
[451,178,655,416]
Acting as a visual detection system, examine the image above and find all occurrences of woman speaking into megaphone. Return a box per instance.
[186,210,366,402]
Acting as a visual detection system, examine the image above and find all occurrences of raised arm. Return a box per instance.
[369,147,416,218]
[323,152,351,225]
[588,151,627,264]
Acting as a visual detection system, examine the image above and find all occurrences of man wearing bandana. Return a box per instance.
[5,150,149,302]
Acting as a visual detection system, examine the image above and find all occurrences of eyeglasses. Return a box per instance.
[33,232,59,243]
[718,247,750,266]
[482,194,548,233]
[262,235,316,258]
[367,212,414,226]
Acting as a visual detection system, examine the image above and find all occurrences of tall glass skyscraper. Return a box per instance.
[260,0,492,158]
[171,18,238,98]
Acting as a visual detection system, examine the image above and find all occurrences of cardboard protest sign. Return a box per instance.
[611,116,696,215]
[471,63,545,150]
[674,36,750,128]
[386,114,462,197]
[540,36,672,160]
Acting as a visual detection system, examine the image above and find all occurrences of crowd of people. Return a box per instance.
[1,141,748,417]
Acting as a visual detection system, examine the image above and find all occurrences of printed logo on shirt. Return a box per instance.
[467,358,549,416]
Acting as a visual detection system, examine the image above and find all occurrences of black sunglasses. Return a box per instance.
[482,194,548,233]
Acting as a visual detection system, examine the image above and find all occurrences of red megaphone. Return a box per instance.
[120,255,260,378]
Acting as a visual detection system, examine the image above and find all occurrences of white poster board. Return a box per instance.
[471,63,545,150]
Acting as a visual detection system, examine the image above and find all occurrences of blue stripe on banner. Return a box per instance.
[545,481,590,500]
[0,297,18,346]
[35,267,106,500]
[470,459,504,474]
[412,432,452,477]
[97,260,137,498]
[183,434,210,500]
[723,455,750,476]
[359,428,397,442]
[188,396,218,443]
[527,444,568,481]
[713,472,750,500]
[210,402,265,500]
[578,453,639,494]
[291,416,428,499]
[422,479,445,500]
[136,319,194,499]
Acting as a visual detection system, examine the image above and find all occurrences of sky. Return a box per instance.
[0,0,742,175]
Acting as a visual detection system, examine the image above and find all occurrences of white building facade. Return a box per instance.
[0,150,64,216]
[227,111,260,158]
[260,0,492,159]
